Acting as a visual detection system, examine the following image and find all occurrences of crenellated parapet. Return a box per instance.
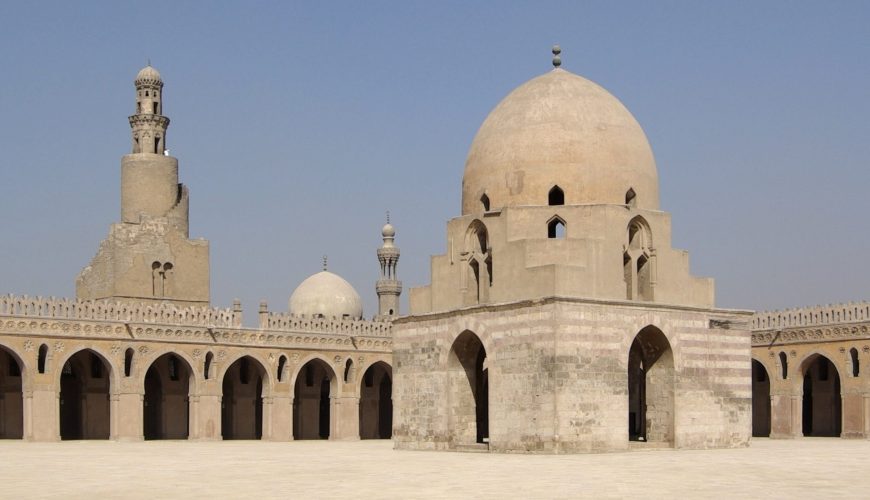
[259,310,392,338]
[0,294,237,327]
[0,295,393,353]
[751,301,870,330]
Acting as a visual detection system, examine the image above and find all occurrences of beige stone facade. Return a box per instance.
[750,302,870,440]
[394,49,752,453]
[0,295,392,441]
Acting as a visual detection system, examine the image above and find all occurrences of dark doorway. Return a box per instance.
[447,330,488,446]
[221,356,265,440]
[802,355,841,437]
[751,360,771,437]
[627,326,674,444]
[59,350,110,440]
[293,359,335,440]
[144,354,192,440]
[359,362,393,439]
[0,346,23,439]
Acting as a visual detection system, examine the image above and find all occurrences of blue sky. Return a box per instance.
[0,1,867,320]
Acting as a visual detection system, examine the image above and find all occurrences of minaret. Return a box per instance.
[120,64,190,235]
[76,64,209,307]
[376,214,401,318]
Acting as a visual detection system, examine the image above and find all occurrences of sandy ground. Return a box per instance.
[0,438,867,499]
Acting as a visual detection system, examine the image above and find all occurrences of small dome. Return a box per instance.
[382,223,395,238]
[462,67,659,214]
[288,271,363,319]
[135,65,162,84]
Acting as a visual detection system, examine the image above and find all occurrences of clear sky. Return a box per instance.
[0,1,867,322]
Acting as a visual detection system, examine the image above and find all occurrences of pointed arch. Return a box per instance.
[293,358,338,440]
[0,344,24,439]
[799,353,841,437]
[359,361,392,439]
[627,325,673,444]
[480,193,490,212]
[221,355,267,440]
[464,220,491,305]
[143,352,194,440]
[447,330,488,447]
[751,359,771,437]
[625,188,637,207]
[547,215,566,239]
[58,348,113,440]
[548,185,564,206]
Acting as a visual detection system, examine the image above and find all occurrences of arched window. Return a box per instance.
[277,355,287,382]
[480,194,490,212]
[344,358,353,383]
[625,217,653,301]
[548,185,564,206]
[625,188,637,207]
[204,352,213,380]
[38,344,48,374]
[850,348,860,377]
[464,220,492,305]
[124,348,134,377]
[547,216,566,239]
[779,351,788,379]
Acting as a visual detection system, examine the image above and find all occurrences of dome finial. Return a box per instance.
[147,57,151,67]
[322,255,328,271]
[386,210,390,224]
[552,44,562,68]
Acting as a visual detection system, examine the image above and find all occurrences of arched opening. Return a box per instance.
[144,353,192,440]
[38,344,48,374]
[480,194,490,212]
[277,355,287,382]
[447,331,488,447]
[343,358,353,383]
[850,348,859,377]
[293,359,335,440]
[628,326,674,444]
[547,217,566,239]
[59,350,111,440]
[801,355,841,437]
[464,221,491,306]
[204,352,213,380]
[625,188,637,207]
[124,348,134,377]
[625,217,653,301]
[779,351,788,379]
[359,362,392,439]
[751,360,771,437]
[221,356,266,440]
[0,346,23,438]
[548,185,564,206]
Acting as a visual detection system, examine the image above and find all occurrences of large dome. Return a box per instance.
[462,67,659,214]
[288,271,363,319]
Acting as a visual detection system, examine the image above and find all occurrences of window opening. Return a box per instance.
[548,185,564,206]
[625,188,637,207]
[480,194,490,211]
[38,344,48,373]
[548,217,566,238]
[779,352,788,379]
[277,355,287,382]
[851,348,860,377]
[204,352,213,380]
[124,348,134,377]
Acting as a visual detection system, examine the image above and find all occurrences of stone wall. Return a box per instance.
[0,295,392,442]
[393,296,751,453]
[751,301,870,439]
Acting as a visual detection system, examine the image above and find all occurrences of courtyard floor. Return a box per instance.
[0,438,867,499]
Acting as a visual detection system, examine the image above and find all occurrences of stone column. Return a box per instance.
[28,387,59,441]
[195,393,222,440]
[331,395,360,440]
[267,395,293,441]
[841,388,865,438]
[769,390,801,438]
[113,391,143,441]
